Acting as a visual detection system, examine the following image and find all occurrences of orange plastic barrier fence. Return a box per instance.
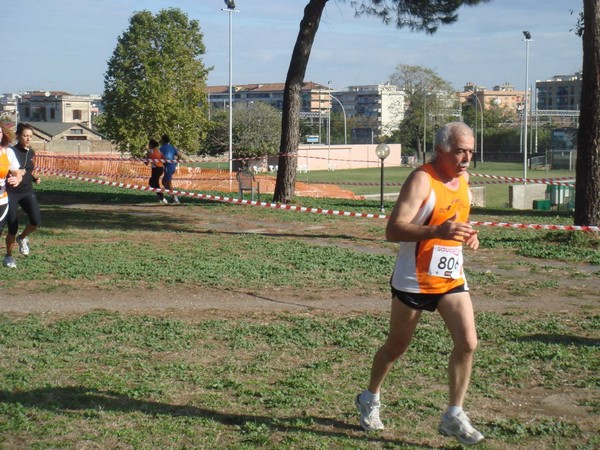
[35,152,361,200]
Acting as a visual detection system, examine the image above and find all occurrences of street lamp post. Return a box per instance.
[375,143,390,213]
[222,0,238,178]
[469,89,484,166]
[522,31,532,182]
[329,94,347,145]
[327,81,332,146]
[327,81,332,169]
[423,93,427,163]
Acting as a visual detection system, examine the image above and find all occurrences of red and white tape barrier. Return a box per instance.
[467,221,598,232]
[37,168,387,218]
[37,154,576,187]
[470,173,575,186]
[38,167,599,232]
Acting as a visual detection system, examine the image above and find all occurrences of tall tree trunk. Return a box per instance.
[273,0,328,203]
[575,0,600,225]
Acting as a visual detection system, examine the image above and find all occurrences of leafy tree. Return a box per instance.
[201,109,229,157]
[202,102,281,159]
[390,65,455,163]
[101,8,209,156]
[575,1,600,226]
[274,0,490,202]
[233,102,282,158]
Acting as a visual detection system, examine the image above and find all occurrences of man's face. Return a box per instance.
[440,133,475,177]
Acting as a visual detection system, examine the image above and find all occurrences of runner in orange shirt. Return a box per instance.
[0,123,23,263]
[145,139,167,204]
[355,122,484,445]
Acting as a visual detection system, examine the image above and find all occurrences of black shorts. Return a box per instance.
[0,203,8,232]
[392,284,467,312]
[7,191,41,234]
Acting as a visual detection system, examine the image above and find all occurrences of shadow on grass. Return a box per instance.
[37,188,229,208]
[0,386,435,448]
[38,201,383,243]
[516,334,600,347]
[39,206,188,233]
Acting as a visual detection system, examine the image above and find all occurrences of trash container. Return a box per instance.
[533,199,551,211]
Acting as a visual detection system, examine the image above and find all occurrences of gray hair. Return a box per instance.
[434,122,473,154]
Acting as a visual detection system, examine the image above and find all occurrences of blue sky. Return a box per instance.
[4,0,582,95]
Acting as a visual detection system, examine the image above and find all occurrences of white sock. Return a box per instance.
[361,390,380,403]
[445,406,463,418]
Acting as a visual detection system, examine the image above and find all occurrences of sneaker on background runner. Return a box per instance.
[438,410,484,445]
[17,236,30,256]
[3,255,17,269]
[355,393,384,431]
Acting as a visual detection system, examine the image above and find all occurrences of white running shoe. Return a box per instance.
[160,198,168,204]
[172,196,180,204]
[438,411,484,445]
[355,393,384,431]
[17,236,30,256]
[3,255,17,269]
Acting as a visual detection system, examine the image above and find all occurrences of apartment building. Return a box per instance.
[459,82,527,113]
[331,84,405,138]
[13,91,102,127]
[207,82,331,114]
[207,82,405,140]
[536,73,582,110]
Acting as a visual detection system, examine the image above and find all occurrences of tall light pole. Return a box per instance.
[222,0,238,178]
[326,81,332,169]
[327,81,332,146]
[330,94,347,145]
[522,31,532,182]
[423,92,428,163]
[469,88,484,164]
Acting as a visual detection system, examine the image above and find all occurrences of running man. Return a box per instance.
[145,139,167,204]
[355,122,484,445]
[159,134,180,204]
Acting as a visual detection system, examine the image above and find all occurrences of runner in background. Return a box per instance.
[145,139,167,204]
[159,134,180,204]
[4,123,41,269]
[355,122,484,446]
[0,123,23,265]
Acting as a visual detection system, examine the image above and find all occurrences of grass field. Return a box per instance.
[294,162,576,209]
[0,175,597,449]
[194,161,576,209]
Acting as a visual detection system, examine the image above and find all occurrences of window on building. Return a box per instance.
[70,129,84,134]
[73,110,82,120]
[50,108,56,120]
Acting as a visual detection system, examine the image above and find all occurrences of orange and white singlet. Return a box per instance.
[0,147,20,206]
[390,163,471,294]
[148,148,164,168]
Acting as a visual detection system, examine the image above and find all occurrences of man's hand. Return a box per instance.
[437,213,478,246]
[465,231,479,250]
[6,174,20,187]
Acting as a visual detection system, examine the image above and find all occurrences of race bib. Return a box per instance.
[428,245,463,279]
